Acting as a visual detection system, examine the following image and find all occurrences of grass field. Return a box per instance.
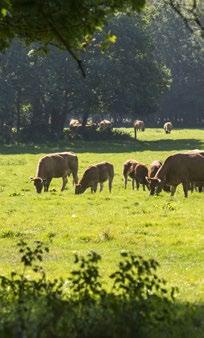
[0,128,204,333]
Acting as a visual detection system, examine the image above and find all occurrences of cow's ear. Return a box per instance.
[145,176,151,183]
[30,176,34,181]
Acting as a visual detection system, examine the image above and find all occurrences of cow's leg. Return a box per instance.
[93,182,98,193]
[72,171,78,185]
[61,176,68,191]
[124,175,128,189]
[142,184,145,191]
[134,128,137,140]
[132,179,135,190]
[109,177,113,192]
[182,182,188,198]
[44,178,51,192]
[99,182,103,192]
[136,180,139,190]
[170,185,177,196]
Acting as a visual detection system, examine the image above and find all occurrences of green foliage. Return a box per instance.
[0,0,146,52]
[0,239,176,337]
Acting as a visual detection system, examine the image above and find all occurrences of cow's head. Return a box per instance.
[30,177,46,193]
[75,184,83,195]
[145,177,162,195]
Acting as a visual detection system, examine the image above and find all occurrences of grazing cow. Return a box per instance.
[58,152,78,185]
[187,150,204,192]
[148,160,171,193]
[146,153,204,198]
[75,162,114,194]
[31,152,78,193]
[69,119,82,128]
[133,120,145,139]
[149,160,162,178]
[123,159,138,189]
[164,122,173,134]
[99,119,112,130]
[130,163,149,191]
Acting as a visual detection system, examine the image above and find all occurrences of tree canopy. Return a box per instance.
[0,0,146,74]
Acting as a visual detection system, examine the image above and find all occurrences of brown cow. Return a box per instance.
[58,152,78,185]
[69,119,81,128]
[99,119,112,130]
[133,120,145,139]
[186,150,204,192]
[164,122,173,134]
[146,153,204,198]
[75,162,114,194]
[149,160,162,178]
[123,159,138,189]
[130,163,149,191]
[31,152,78,193]
[148,160,171,193]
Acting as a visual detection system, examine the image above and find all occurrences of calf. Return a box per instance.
[148,160,170,193]
[75,162,114,194]
[131,163,149,191]
[123,159,138,189]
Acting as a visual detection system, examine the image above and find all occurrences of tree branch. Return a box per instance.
[41,10,86,78]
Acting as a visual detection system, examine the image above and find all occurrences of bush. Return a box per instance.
[0,240,178,338]
[65,127,132,141]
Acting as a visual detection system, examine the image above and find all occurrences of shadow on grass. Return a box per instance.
[0,138,203,155]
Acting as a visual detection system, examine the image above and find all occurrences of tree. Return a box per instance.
[0,0,146,75]
[150,1,204,126]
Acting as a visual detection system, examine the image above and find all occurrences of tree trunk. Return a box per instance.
[82,111,89,127]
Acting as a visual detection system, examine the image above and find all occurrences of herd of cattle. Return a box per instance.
[31,149,204,198]
[69,119,173,139]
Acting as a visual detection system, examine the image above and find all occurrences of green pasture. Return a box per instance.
[0,128,204,312]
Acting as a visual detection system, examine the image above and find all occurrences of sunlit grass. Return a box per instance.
[0,128,204,308]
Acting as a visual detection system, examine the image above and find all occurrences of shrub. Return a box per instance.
[0,240,177,338]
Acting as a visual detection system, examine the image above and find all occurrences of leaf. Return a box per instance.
[1,8,7,17]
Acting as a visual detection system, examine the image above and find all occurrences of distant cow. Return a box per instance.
[146,153,204,198]
[69,119,82,128]
[164,122,173,134]
[130,163,149,191]
[133,120,145,139]
[99,119,112,130]
[123,159,138,189]
[75,162,114,194]
[31,152,78,193]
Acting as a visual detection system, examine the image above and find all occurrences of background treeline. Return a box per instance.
[0,3,204,143]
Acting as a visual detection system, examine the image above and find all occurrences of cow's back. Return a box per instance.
[37,154,66,178]
[59,152,78,173]
[157,153,204,184]
[96,162,114,182]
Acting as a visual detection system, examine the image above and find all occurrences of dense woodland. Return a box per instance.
[0,2,204,142]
